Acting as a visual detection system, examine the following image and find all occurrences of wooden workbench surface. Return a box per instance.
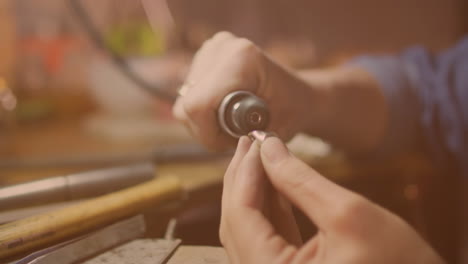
[84,239,229,264]
[2,117,455,262]
[0,118,227,186]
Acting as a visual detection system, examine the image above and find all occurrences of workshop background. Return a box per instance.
[1,0,467,263]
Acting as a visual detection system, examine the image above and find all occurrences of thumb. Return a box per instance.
[260,137,347,229]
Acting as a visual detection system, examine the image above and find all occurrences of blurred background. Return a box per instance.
[0,0,467,263]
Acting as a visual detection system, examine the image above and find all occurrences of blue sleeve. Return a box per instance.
[350,37,468,175]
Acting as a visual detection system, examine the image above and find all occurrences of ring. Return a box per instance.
[177,81,195,97]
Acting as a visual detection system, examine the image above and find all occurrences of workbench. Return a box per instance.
[0,118,460,262]
[84,239,229,264]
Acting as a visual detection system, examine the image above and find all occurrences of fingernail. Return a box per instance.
[237,136,251,149]
[238,135,249,145]
[260,136,289,162]
[248,130,277,147]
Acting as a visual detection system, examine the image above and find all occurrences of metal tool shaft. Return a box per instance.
[0,163,155,211]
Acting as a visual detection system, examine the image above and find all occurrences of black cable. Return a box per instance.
[67,0,178,103]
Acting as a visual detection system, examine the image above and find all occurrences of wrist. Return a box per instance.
[294,68,337,137]
[261,57,327,140]
[295,66,388,153]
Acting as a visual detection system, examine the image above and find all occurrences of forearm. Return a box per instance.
[297,67,389,153]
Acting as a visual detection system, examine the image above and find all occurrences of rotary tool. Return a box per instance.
[217,91,270,138]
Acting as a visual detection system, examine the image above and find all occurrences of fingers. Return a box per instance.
[227,207,296,264]
[221,140,297,263]
[220,137,251,240]
[172,31,263,150]
[219,136,251,264]
[230,141,267,208]
[185,31,235,84]
[224,137,252,188]
[260,137,355,231]
[269,192,303,247]
[173,32,234,149]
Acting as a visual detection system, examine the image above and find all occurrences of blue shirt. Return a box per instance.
[352,37,468,175]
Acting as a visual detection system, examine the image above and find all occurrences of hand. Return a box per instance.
[173,32,321,150]
[220,136,445,264]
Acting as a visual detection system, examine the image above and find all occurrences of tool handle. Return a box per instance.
[0,177,183,261]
